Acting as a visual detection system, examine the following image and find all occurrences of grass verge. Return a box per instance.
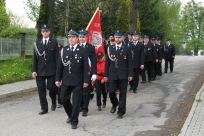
[0,57,32,85]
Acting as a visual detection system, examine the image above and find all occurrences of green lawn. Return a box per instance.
[0,58,33,85]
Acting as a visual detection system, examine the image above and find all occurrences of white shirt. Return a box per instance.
[133,40,138,45]
[43,37,49,45]
[80,42,86,47]
[70,44,78,52]
[116,43,122,51]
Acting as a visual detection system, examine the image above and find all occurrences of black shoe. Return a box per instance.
[71,124,77,129]
[170,71,173,73]
[51,104,56,111]
[117,114,123,119]
[151,78,155,81]
[129,87,133,91]
[66,118,71,123]
[82,111,88,116]
[98,106,101,111]
[148,80,151,83]
[141,81,146,83]
[102,102,106,108]
[133,89,137,93]
[110,106,117,113]
[164,71,167,73]
[39,110,48,115]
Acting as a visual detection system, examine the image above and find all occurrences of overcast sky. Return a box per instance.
[5,0,204,28]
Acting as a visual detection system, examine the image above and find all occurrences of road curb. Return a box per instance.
[179,84,204,136]
[0,87,37,99]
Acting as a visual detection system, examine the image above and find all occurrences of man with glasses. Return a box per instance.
[32,24,59,115]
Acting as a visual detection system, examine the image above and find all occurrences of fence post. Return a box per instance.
[19,32,26,57]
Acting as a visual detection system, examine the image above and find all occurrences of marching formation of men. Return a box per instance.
[32,24,176,129]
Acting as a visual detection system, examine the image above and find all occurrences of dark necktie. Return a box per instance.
[71,46,74,53]
[44,40,47,48]
[117,46,120,55]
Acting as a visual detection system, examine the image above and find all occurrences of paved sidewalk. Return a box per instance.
[179,84,204,136]
[0,79,37,99]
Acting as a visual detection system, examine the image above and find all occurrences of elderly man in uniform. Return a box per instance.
[128,31,145,93]
[164,39,175,73]
[55,29,89,129]
[32,24,59,115]
[104,30,133,118]
[78,30,97,117]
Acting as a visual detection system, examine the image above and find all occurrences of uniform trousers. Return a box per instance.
[36,75,56,111]
[152,62,158,79]
[81,82,92,112]
[141,62,153,81]
[157,61,162,75]
[165,59,174,72]
[57,87,62,104]
[60,85,83,125]
[95,80,107,106]
[108,79,128,115]
[133,68,140,90]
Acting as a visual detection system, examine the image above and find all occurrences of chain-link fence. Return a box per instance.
[0,38,21,60]
[0,36,67,60]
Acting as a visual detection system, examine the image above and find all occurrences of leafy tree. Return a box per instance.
[0,0,10,33]
[180,0,204,55]
[115,0,130,34]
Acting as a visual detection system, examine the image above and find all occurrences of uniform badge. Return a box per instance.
[113,55,115,57]
[148,48,151,50]
[76,48,79,51]
[66,56,68,58]
[124,56,126,59]
[67,48,69,50]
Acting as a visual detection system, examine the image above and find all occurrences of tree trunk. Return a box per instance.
[65,0,69,37]
[36,0,55,40]
[129,0,138,32]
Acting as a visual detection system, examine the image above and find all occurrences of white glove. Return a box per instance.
[91,74,97,81]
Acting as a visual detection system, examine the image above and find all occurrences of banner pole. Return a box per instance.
[86,7,99,31]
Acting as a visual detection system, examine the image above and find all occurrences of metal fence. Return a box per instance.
[0,36,67,60]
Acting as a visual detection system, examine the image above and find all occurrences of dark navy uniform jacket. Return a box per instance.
[164,44,175,60]
[55,45,90,86]
[153,44,162,61]
[143,42,158,62]
[83,43,96,75]
[32,39,59,76]
[129,41,145,68]
[104,43,133,80]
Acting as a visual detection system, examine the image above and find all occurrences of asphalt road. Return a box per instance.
[0,56,204,136]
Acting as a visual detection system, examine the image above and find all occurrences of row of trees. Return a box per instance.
[0,0,204,55]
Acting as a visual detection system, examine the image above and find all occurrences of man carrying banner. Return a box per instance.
[104,30,133,119]
[79,30,97,117]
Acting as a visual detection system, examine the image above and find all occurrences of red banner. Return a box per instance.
[86,8,105,59]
